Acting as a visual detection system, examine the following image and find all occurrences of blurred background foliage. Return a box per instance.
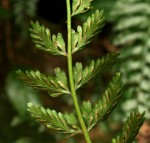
[0,0,149,143]
[110,0,150,120]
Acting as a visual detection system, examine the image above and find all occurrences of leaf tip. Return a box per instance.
[27,102,33,108]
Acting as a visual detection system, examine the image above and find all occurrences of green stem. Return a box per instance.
[66,0,92,143]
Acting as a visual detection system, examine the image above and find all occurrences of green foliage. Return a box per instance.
[73,53,119,90]
[11,0,39,37]
[1,71,55,143]
[72,0,93,16]
[27,103,81,135]
[12,0,38,24]
[0,5,11,19]
[30,21,67,56]
[6,71,41,118]
[112,110,145,143]
[110,0,150,119]
[16,0,145,142]
[78,0,116,21]
[81,73,123,130]
[72,10,105,53]
[16,68,70,97]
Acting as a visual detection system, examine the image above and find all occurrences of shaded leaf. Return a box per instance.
[6,71,41,117]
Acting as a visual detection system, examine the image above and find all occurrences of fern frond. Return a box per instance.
[12,0,38,36]
[114,31,145,46]
[111,0,150,119]
[81,100,92,127]
[114,16,149,31]
[73,53,119,90]
[27,103,82,135]
[81,73,123,130]
[16,68,70,97]
[29,21,67,56]
[111,2,150,17]
[112,110,145,143]
[72,0,93,16]
[72,10,105,53]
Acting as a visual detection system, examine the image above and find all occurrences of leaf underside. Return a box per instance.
[30,21,66,56]
[81,73,123,130]
[15,0,145,141]
[73,53,119,90]
[27,103,82,135]
[72,10,105,53]
[72,0,93,16]
[16,68,70,97]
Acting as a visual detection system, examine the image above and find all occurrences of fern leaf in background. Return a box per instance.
[110,0,150,119]
[12,0,39,37]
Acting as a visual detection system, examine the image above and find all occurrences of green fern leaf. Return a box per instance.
[112,110,145,143]
[73,53,119,90]
[111,2,150,17]
[12,0,38,37]
[29,21,67,56]
[81,73,123,130]
[27,103,82,135]
[114,31,145,46]
[72,0,93,16]
[54,68,68,90]
[111,0,150,119]
[114,16,149,31]
[81,101,92,127]
[64,113,79,130]
[72,10,105,53]
[16,69,70,97]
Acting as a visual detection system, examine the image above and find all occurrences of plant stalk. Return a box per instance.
[66,0,92,143]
